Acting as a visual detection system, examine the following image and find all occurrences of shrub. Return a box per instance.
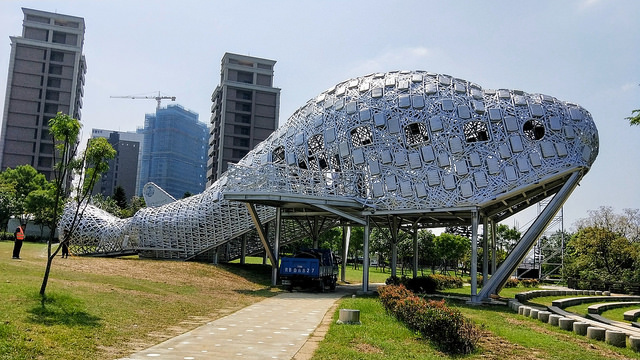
[504,278,520,288]
[429,274,463,290]
[399,274,463,294]
[520,279,539,287]
[385,275,409,286]
[406,276,438,294]
[378,285,481,354]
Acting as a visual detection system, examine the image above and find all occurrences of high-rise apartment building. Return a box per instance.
[207,53,280,184]
[137,104,208,199]
[90,129,143,202]
[0,8,86,179]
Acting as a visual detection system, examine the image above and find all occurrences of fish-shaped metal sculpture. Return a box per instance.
[61,70,598,263]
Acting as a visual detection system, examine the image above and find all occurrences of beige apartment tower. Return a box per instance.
[207,53,280,185]
[0,8,86,179]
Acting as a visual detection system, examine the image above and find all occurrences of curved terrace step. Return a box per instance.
[588,302,640,314]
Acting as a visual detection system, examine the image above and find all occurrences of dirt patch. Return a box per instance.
[353,342,383,354]
[475,329,543,360]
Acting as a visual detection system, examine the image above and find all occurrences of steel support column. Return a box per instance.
[491,220,497,274]
[470,210,479,297]
[362,216,370,293]
[474,171,583,303]
[272,207,281,286]
[483,216,488,286]
[245,203,276,267]
[341,225,350,283]
[413,223,418,279]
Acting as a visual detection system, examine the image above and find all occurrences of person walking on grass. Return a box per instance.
[12,223,25,259]
[61,230,69,258]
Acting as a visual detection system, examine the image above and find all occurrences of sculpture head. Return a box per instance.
[229,71,598,218]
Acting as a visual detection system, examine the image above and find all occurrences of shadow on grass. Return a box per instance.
[27,293,102,328]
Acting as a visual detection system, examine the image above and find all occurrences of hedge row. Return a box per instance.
[385,274,463,293]
[504,278,539,288]
[378,284,481,354]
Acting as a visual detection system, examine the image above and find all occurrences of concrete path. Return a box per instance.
[119,284,364,360]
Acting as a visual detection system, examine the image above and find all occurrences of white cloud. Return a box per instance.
[348,46,438,76]
[621,82,640,92]
[579,0,604,10]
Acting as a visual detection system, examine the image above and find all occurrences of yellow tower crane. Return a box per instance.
[110,91,176,110]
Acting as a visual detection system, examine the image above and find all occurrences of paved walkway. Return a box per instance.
[119,284,366,360]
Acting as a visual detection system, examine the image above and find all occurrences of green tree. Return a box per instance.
[0,176,16,231]
[24,183,59,238]
[348,226,364,269]
[417,229,437,274]
[565,226,636,282]
[628,109,640,126]
[40,112,116,297]
[124,196,145,218]
[112,185,127,209]
[0,165,48,225]
[90,193,121,217]
[434,233,470,276]
[494,224,521,253]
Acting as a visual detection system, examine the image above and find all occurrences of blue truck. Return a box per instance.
[279,249,339,292]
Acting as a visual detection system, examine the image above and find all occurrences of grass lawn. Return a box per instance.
[0,241,276,360]
[4,243,640,359]
[315,296,640,359]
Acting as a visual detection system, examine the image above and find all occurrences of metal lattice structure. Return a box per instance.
[61,70,598,272]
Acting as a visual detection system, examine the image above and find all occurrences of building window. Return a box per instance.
[44,103,58,114]
[257,63,272,70]
[234,126,250,135]
[232,149,248,158]
[54,20,80,28]
[27,14,50,23]
[49,65,63,75]
[47,77,61,88]
[49,51,64,62]
[52,31,67,44]
[233,137,250,147]
[257,74,271,86]
[235,89,252,100]
[236,71,253,84]
[235,102,252,112]
[45,90,59,101]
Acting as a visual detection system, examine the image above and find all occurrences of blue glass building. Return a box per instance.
[137,104,208,198]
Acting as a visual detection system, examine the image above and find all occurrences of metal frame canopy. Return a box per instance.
[60,70,598,302]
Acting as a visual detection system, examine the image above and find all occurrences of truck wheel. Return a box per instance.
[329,279,336,291]
[319,280,325,293]
[286,285,293,292]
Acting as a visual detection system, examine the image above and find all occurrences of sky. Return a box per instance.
[0,0,638,232]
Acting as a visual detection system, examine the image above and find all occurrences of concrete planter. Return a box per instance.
[587,327,606,341]
[605,330,626,347]
[573,322,589,336]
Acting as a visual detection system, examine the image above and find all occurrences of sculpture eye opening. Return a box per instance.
[523,119,545,140]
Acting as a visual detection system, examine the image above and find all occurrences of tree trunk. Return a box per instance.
[40,241,61,296]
